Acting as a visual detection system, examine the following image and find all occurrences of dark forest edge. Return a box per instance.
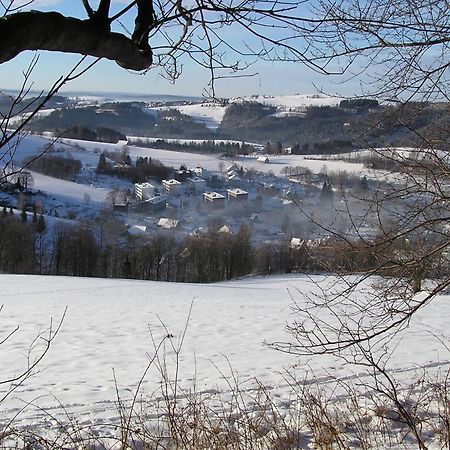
[0,206,441,285]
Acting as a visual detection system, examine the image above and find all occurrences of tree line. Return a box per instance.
[23,154,82,180]
[131,138,256,156]
[2,206,445,286]
[61,125,126,143]
[0,210,254,281]
[96,153,172,182]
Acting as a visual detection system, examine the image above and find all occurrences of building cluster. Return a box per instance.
[126,157,328,244]
[133,164,254,212]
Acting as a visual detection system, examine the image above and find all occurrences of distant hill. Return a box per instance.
[18,92,450,152]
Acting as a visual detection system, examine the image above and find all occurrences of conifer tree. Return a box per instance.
[36,215,46,234]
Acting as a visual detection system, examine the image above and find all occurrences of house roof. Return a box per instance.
[162,179,181,185]
[135,182,155,189]
[204,191,225,200]
[218,225,231,234]
[128,225,147,235]
[157,218,179,229]
[145,196,167,205]
[290,237,303,248]
[187,177,206,184]
[227,188,248,195]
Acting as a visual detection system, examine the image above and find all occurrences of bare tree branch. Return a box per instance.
[0,11,152,70]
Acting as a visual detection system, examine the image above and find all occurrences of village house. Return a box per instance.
[162,179,183,195]
[157,217,180,230]
[203,191,225,208]
[135,182,156,201]
[113,201,128,214]
[227,188,248,201]
[134,196,167,213]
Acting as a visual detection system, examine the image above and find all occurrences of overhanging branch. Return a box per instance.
[0,11,152,70]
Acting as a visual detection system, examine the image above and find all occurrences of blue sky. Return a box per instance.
[0,0,360,98]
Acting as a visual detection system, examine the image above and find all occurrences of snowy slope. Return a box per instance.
[31,171,109,204]
[4,133,377,182]
[236,153,368,175]
[166,103,227,129]
[240,94,344,110]
[56,135,369,176]
[145,94,344,129]
[0,273,448,436]
[144,103,227,130]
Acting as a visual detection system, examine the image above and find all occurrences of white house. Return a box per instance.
[128,225,147,236]
[290,237,303,249]
[162,179,182,195]
[218,225,231,234]
[142,196,167,213]
[135,182,156,201]
[227,188,248,201]
[157,218,180,230]
[257,156,270,163]
[203,191,225,207]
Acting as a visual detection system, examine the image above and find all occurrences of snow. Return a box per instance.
[147,103,228,129]
[239,94,344,110]
[7,109,56,126]
[0,273,448,437]
[236,154,368,175]
[127,146,223,171]
[175,103,227,128]
[31,171,109,204]
[144,94,344,129]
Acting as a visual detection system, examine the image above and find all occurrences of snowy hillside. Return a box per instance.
[144,94,344,129]
[240,94,344,109]
[0,273,448,443]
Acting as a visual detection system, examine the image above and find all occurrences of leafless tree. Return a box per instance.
[0,306,66,403]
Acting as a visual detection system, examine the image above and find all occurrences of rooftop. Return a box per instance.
[227,188,248,195]
[204,191,225,199]
[145,196,167,205]
[135,182,155,188]
[162,179,182,185]
[157,218,179,229]
[187,177,206,183]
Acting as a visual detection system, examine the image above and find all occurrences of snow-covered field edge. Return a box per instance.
[0,273,449,449]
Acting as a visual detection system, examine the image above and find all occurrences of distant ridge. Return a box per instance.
[1,89,202,104]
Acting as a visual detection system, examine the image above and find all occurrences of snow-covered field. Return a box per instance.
[147,103,228,129]
[241,94,344,110]
[6,133,371,181]
[31,171,109,204]
[56,135,371,176]
[236,154,368,176]
[0,273,449,439]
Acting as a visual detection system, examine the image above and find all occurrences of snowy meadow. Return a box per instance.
[1,273,449,448]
